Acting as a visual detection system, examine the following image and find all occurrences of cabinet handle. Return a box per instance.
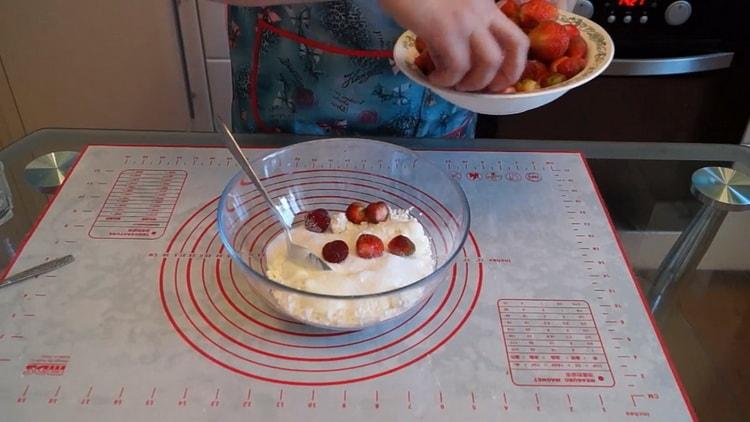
[604,53,734,76]
[171,0,196,119]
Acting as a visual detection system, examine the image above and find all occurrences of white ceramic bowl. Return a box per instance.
[393,11,615,115]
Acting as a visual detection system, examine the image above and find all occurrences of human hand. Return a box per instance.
[381,0,529,92]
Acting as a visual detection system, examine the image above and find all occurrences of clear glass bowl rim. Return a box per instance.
[217,138,471,300]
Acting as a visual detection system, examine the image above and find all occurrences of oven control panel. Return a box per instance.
[574,0,694,27]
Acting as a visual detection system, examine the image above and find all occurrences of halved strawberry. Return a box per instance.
[415,36,427,53]
[564,24,580,38]
[567,35,588,59]
[356,234,384,259]
[555,56,586,78]
[414,50,436,75]
[499,0,521,23]
[549,56,567,73]
[365,201,389,224]
[529,21,570,63]
[345,202,367,224]
[519,0,559,31]
[388,235,416,257]
[322,240,349,263]
[522,60,550,83]
[304,209,330,233]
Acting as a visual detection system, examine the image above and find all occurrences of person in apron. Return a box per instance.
[225,1,571,138]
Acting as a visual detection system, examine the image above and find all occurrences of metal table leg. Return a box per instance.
[23,151,79,195]
[648,167,750,316]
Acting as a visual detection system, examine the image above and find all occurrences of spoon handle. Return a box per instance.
[216,117,290,230]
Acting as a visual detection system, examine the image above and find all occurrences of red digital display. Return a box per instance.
[618,0,646,6]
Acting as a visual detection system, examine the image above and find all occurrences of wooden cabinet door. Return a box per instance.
[0,0,211,135]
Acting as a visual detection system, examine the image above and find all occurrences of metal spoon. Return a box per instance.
[216,117,331,271]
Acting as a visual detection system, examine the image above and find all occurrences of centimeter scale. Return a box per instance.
[0,144,694,421]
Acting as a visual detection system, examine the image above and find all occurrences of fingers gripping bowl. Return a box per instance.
[393,10,614,115]
[217,139,470,330]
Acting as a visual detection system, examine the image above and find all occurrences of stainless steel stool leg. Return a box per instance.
[647,167,750,317]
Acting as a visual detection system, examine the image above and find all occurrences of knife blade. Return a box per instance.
[0,255,75,289]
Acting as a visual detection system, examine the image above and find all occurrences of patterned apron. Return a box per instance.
[228,1,476,138]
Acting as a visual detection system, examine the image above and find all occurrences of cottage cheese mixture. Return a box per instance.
[264,209,435,327]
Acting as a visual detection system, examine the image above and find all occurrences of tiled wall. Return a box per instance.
[198,1,232,128]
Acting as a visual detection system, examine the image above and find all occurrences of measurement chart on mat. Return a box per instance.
[0,145,694,421]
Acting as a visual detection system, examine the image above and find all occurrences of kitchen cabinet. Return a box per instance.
[0,0,212,143]
[0,60,24,148]
[198,0,232,127]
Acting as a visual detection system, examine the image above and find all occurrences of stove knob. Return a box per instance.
[623,15,632,24]
[573,0,594,19]
[665,1,692,26]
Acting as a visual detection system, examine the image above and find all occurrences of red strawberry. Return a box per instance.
[356,234,384,259]
[414,50,436,75]
[567,35,588,59]
[345,202,367,224]
[528,21,570,63]
[564,24,580,38]
[415,36,427,53]
[322,240,349,263]
[499,0,520,23]
[549,56,567,73]
[541,72,567,88]
[365,201,389,224]
[515,78,540,92]
[518,0,559,31]
[304,208,330,233]
[388,235,416,257]
[522,60,550,83]
[555,56,586,78]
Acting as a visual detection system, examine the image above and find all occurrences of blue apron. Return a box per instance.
[228,2,476,138]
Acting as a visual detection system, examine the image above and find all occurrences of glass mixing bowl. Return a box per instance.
[218,138,469,330]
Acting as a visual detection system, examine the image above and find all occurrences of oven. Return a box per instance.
[475,0,750,233]
[478,0,750,143]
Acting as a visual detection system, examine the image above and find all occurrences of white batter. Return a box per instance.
[263,209,435,328]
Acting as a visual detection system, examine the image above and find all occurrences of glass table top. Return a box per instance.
[1,129,748,421]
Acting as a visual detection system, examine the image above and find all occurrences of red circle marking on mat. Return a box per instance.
[159,231,481,385]
[160,174,477,385]
[194,220,442,350]
[167,251,467,373]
